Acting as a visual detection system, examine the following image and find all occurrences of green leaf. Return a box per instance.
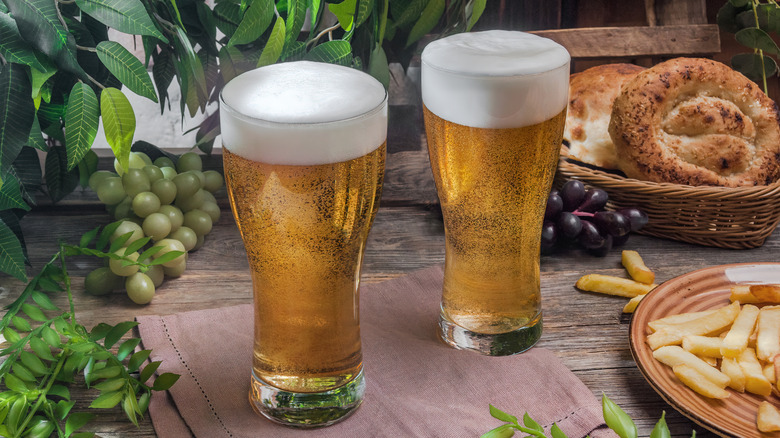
[304,40,353,65]
[152,49,175,114]
[97,221,122,251]
[30,335,56,360]
[30,61,57,101]
[65,412,95,436]
[0,10,46,70]
[65,82,100,171]
[27,116,46,151]
[117,337,141,361]
[730,0,750,7]
[94,377,125,392]
[90,365,122,380]
[229,0,274,46]
[735,27,780,55]
[717,2,745,34]
[480,424,515,438]
[467,0,486,31]
[329,0,357,31]
[282,41,307,62]
[89,323,113,341]
[0,217,26,281]
[284,0,307,54]
[139,360,161,382]
[21,302,47,321]
[218,45,243,84]
[650,411,671,438]
[550,423,568,438]
[96,41,158,102]
[100,87,136,173]
[3,373,28,392]
[45,145,80,203]
[731,52,778,83]
[128,349,151,373]
[3,0,85,78]
[214,1,241,36]
[257,16,286,67]
[406,0,443,47]
[49,385,71,400]
[368,44,389,89]
[104,321,139,349]
[31,291,58,311]
[0,170,31,210]
[13,362,36,381]
[523,412,543,432]
[79,226,100,248]
[0,62,35,173]
[11,315,31,332]
[489,404,518,424]
[74,0,167,42]
[152,372,180,391]
[390,0,427,30]
[150,250,184,266]
[41,326,61,347]
[20,350,48,374]
[602,394,637,438]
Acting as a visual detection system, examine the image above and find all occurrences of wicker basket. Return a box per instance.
[555,158,780,249]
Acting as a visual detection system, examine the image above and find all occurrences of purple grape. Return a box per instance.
[578,220,606,249]
[588,234,614,257]
[612,233,630,246]
[592,211,631,237]
[560,180,585,212]
[541,221,557,250]
[557,212,582,238]
[617,208,649,232]
[545,192,563,220]
[578,188,609,212]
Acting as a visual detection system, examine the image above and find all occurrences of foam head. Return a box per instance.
[220,61,387,165]
[421,30,570,129]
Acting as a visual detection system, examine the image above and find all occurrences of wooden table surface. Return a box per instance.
[6,129,780,438]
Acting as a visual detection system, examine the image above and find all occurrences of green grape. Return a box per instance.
[96,176,126,205]
[152,178,177,205]
[136,151,153,165]
[126,272,155,304]
[146,264,165,287]
[143,165,164,183]
[84,267,121,296]
[88,170,116,191]
[112,197,134,220]
[160,166,178,180]
[188,170,206,187]
[143,212,172,241]
[122,168,151,198]
[192,233,205,251]
[158,205,184,232]
[152,238,186,268]
[132,191,162,218]
[173,172,201,198]
[175,188,205,212]
[114,152,147,175]
[200,201,221,223]
[154,156,176,168]
[110,220,145,246]
[109,249,140,277]
[162,256,186,277]
[201,189,217,205]
[177,152,203,172]
[183,209,213,236]
[169,226,197,252]
[203,170,224,193]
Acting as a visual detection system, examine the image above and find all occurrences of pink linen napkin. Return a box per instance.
[137,265,614,437]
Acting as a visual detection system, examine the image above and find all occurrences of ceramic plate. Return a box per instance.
[629,263,780,437]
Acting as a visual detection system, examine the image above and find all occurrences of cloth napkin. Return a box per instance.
[137,265,614,437]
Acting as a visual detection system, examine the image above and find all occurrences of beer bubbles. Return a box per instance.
[542,180,649,256]
[85,151,224,303]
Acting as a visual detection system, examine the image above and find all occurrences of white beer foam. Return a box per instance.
[220,61,387,165]
[421,30,570,129]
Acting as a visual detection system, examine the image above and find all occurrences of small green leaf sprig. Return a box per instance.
[0,223,183,438]
[482,394,695,438]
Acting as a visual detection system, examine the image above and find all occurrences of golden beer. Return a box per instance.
[422,31,570,355]
[220,61,387,426]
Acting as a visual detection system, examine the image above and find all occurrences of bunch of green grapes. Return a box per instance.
[84,151,224,304]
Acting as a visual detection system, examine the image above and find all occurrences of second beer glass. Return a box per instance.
[422,31,570,356]
[220,61,387,426]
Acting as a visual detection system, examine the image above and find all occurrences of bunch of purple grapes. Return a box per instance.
[543,180,648,256]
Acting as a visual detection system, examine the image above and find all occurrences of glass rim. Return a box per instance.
[219,86,388,128]
[420,56,570,79]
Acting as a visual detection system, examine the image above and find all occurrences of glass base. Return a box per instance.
[438,313,542,356]
[249,369,365,428]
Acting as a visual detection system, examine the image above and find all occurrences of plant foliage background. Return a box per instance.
[0,0,486,282]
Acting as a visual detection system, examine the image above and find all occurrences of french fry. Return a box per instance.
[648,309,720,333]
[672,364,730,399]
[653,346,731,388]
[698,355,718,367]
[764,362,776,383]
[730,285,755,303]
[738,348,773,397]
[621,250,655,284]
[758,402,780,432]
[721,304,760,358]
[757,306,780,361]
[646,301,741,350]
[730,284,780,304]
[682,335,723,357]
[575,274,656,298]
[622,294,645,314]
[721,357,746,392]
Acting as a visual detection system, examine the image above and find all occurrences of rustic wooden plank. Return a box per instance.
[654,0,707,26]
[532,24,721,58]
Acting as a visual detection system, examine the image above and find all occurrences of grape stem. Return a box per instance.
[572,210,595,218]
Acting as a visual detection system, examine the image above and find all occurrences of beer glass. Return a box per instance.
[220,61,387,426]
[422,31,570,356]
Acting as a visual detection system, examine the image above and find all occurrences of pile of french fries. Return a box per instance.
[575,250,657,313]
[646,285,780,432]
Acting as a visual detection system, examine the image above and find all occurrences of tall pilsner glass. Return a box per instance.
[422,31,570,356]
[220,61,387,426]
